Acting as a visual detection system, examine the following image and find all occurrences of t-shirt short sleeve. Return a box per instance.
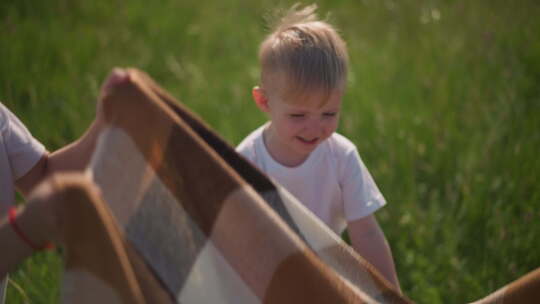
[0,103,46,179]
[236,139,255,163]
[340,146,386,221]
[236,125,266,164]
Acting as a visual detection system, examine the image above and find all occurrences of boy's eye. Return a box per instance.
[289,114,305,118]
[323,112,337,117]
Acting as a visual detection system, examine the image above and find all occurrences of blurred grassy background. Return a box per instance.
[1,0,539,303]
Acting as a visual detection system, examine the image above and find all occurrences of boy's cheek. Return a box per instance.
[277,118,299,129]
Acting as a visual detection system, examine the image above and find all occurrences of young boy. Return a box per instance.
[236,4,401,291]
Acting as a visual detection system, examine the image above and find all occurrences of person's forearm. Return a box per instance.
[16,114,105,197]
[354,233,400,292]
[351,224,401,293]
[47,69,128,174]
[0,212,34,279]
[17,69,124,195]
[47,117,105,174]
[352,231,401,293]
[0,200,56,279]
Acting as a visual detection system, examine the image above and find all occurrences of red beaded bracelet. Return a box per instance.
[8,207,53,251]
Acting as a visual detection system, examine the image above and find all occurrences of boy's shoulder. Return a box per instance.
[325,132,358,156]
[323,133,361,178]
[236,124,267,160]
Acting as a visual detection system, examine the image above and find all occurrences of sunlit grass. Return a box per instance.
[1,1,539,303]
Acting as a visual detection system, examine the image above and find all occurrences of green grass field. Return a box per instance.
[2,0,539,303]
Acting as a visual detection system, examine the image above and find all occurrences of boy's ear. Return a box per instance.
[252,86,270,113]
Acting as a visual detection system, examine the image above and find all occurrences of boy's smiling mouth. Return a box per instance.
[296,136,319,145]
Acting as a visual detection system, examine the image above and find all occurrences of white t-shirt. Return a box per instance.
[236,123,386,234]
[0,102,46,214]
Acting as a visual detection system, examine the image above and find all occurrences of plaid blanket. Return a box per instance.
[48,69,537,303]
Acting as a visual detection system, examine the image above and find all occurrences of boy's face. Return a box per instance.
[259,88,343,166]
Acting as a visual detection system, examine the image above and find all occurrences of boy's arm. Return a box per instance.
[348,214,401,293]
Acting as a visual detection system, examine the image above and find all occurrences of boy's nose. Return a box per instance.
[305,118,325,134]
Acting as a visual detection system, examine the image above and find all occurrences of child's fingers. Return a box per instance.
[101,68,130,93]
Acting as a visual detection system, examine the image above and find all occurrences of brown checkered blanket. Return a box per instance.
[45,69,538,303]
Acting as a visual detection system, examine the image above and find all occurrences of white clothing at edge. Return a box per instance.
[0,102,45,304]
[0,102,46,214]
[0,102,46,304]
[236,123,386,234]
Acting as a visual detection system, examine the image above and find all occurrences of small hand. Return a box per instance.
[100,68,130,96]
[96,68,130,123]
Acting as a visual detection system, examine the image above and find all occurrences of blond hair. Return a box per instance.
[259,4,348,105]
